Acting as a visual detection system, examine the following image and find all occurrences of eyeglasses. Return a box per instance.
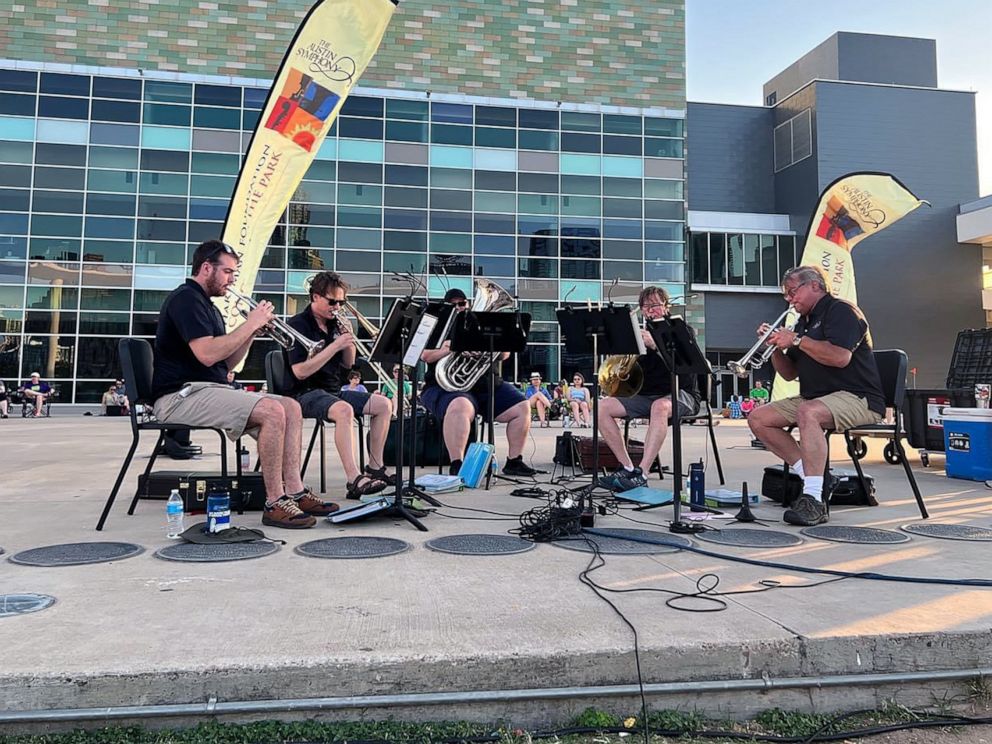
[322,296,345,306]
[204,242,238,262]
[783,281,808,300]
[642,302,668,311]
[453,300,468,307]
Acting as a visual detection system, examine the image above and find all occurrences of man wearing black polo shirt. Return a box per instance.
[749,265,885,526]
[286,271,393,500]
[420,287,537,478]
[152,239,337,529]
[598,286,700,492]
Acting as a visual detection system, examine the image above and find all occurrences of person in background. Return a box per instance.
[343,370,368,393]
[226,371,244,390]
[0,379,9,419]
[20,372,51,417]
[568,372,591,427]
[728,394,743,419]
[749,380,770,406]
[740,396,755,418]
[524,372,552,428]
[101,382,128,415]
[382,364,412,417]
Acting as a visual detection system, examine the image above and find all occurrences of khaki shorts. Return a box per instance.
[769,391,883,431]
[153,382,282,440]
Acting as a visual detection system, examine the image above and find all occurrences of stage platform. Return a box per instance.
[1,415,991,730]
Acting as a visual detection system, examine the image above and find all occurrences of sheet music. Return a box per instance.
[631,309,647,355]
[404,313,438,366]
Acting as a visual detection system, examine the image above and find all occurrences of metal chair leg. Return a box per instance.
[127,432,165,515]
[895,434,928,518]
[96,434,141,531]
[319,420,326,494]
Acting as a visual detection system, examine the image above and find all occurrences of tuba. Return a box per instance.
[435,279,516,393]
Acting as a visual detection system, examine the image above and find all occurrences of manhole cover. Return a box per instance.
[0,594,56,618]
[695,529,803,548]
[296,536,410,559]
[553,528,692,555]
[801,525,910,544]
[425,534,536,556]
[155,542,279,562]
[10,542,144,567]
[900,523,992,542]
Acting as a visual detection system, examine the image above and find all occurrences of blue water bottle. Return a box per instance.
[206,488,231,533]
[689,460,705,512]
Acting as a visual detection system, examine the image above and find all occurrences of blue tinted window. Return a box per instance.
[143,103,191,126]
[385,120,428,143]
[519,109,558,130]
[431,102,472,124]
[39,96,89,119]
[0,70,36,93]
[193,107,241,129]
[475,106,516,127]
[339,117,383,139]
[244,88,268,109]
[92,77,142,100]
[195,84,240,107]
[385,99,428,121]
[341,96,383,118]
[41,73,89,96]
[474,235,516,255]
[144,81,192,103]
[0,93,35,116]
[91,99,140,123]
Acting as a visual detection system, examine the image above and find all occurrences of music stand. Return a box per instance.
[640,315,711,533]
[449,309,530,489]
[555,305,644,523]
[363,297,430,531]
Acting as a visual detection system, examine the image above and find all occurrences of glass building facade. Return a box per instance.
[0,66,686,402]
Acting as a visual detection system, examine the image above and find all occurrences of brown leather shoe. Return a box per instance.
[262,496,317,529]
[295,488,340,516]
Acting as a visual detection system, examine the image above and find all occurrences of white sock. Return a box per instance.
[790,460,805,478]
[804,476,823,501]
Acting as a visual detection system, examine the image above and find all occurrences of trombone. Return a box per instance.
[334,301,413,415]
[227,287,325,359]
[727,306,795,378]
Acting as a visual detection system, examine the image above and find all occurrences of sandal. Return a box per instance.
[346,472,388,500]
[364,464,398,487]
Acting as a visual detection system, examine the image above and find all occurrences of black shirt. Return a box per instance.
[152,279,229,399]
[636,318,700,400]
[786,294,885,415]
[286,305,346,395]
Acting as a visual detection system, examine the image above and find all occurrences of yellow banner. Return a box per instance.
[220,0,399,329]
[771,173,927,401]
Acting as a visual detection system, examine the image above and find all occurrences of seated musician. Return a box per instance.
[748,266,885,526]
[20,372,51,417]
[152,239,337,529]
[598,286,700,493]
[286,271,394,499]
[420,287,537,478]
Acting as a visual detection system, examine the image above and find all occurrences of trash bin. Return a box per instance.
[943,408,992,481]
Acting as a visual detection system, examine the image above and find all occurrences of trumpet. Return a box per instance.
[728,306,795,378]
[227,287,325,359]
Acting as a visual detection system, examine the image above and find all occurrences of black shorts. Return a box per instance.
[618,390,699,420]
[297,388,370,420]
[421,382,524,422]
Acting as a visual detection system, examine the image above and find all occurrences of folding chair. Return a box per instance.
[262,350,365,494]
[95,338,229,531]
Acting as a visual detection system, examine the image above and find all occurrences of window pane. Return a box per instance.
[744,234,762,286]
[760,234,777,286]
[519,109,558,130]
[475,106,516,127]
[93,77,142,100]
[709,232,727,284]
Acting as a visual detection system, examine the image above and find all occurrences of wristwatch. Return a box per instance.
[791,334,803,348]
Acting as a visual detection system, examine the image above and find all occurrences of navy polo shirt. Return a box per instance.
[786,294,885,415]
[152,279,229,399]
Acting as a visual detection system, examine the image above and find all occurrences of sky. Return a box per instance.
[685,0,991,196]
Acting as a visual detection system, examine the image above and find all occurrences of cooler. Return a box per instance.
[943,408,992,481]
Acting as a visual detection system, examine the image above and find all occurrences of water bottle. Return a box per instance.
[166,489,184,539]
[239,446,250,471]
[207,489,231,534]
[689,460,705,512]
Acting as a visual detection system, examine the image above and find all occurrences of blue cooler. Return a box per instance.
[943,408,992,481]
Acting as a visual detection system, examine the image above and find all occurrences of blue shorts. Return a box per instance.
[421,382,524,422]
[296,388,370,420]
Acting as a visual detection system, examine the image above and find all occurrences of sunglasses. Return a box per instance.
[204,242,238,262]
[453,300,468,307]
[322,296,345,306]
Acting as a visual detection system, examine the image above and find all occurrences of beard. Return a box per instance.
[206,273,228,297]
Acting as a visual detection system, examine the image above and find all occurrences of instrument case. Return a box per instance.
[136,471,269,512]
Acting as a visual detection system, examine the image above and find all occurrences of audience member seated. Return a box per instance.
[0,379,8,419]
[20,372,52,417]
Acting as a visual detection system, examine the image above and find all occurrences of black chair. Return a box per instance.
[96,338,229,531]
[780,349,928,518]
[623,365,726,485]
[263,350,365,494]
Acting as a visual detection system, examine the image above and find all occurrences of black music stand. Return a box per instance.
[449,309,530,489]
[356,298,430,531]
[640,316,711,534]
[556,305,644,523]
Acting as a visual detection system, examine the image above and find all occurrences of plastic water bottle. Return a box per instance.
[166,489,184,539]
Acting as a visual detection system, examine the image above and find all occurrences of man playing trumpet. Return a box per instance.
[286,271,394,499]
[153,240,337,529]
[748,266,885,526]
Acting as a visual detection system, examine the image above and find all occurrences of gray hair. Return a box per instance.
[781,265,828,292]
